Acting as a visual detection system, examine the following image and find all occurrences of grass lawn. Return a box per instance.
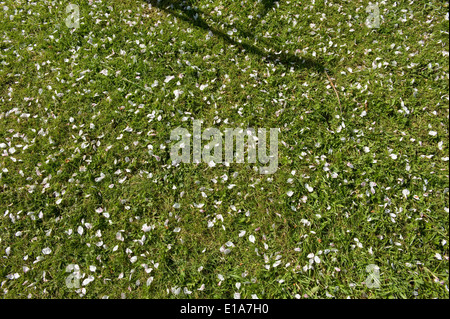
[0,0,448,299]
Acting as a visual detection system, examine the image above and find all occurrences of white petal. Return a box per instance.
[164,75,175,83]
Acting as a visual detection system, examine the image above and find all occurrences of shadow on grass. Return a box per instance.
[259,0,277,19]
[144,0,325,72]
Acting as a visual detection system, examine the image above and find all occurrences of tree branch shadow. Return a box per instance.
[144,0,325,72]
[259,0,277,19]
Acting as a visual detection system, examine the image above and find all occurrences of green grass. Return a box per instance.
[0,0,448,299]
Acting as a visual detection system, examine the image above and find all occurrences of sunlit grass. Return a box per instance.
[0,0,448,299]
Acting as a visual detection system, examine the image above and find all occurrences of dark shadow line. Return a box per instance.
[144,0,325,72]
